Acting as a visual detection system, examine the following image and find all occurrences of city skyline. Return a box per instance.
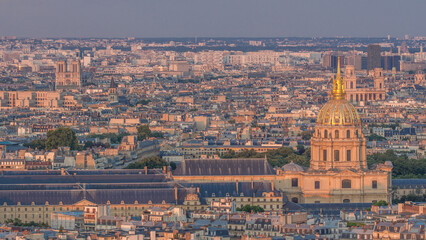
[0,0,425,38]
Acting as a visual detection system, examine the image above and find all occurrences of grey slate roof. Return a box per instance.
[0,170,187,205]
[173,158,275,176]
[392,179,426,189]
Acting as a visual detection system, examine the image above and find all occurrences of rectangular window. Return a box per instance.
[315,181,320,189]
[372,180,377,189]
[323,150,327,161]
[342,180,351,189]
[334,150,340,161]
[291,178,298,187]
[347,150,351,161]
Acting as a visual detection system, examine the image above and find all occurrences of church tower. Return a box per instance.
[345,65,356,90]
[310,57,367,171]
[373,68,384,90]
[108,78,118,103]
[55,59,81,90]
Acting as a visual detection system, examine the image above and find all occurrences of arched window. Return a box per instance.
[346,130,350,138]
[335,130,339,138]
[291,197,298,203]
[342,179,351,189]
[343,199,350,203]
[324,130,328,139]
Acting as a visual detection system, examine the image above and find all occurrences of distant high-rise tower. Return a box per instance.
[367,45,381,71]
[55,59,81,90]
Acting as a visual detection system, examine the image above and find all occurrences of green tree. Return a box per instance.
[393,194,426,203]
[137,125,152,141]
[236,204,264,213]
[26,127,79,150]
[170,161,177,170]
[125,156,167,169]
[367,134,387,141]
[88,132,130,144]
[301,131,313,140]
[367,150,426,179]
[136,125,164,141]
[26,138,47,150]
[84,141,94,149]
[45,127,79,150]
[347,222,365,227]
[372,200,388,206]
[137,99,151,105]
[222,147,310,168]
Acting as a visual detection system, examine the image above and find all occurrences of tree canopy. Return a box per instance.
[367,134,387,141]
[26,127,79,150]
[372,200,388,206]
[88,132,129,144]
[367,150,426,179]
[393,194,426,203]
[137,125,164,141]
[222,147,310,168]
[300,130,313,140]
[236,205,264,213]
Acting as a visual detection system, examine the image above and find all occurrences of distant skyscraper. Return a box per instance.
[381,55,401,71]
[322,53,344,71]
[367,45,381,71]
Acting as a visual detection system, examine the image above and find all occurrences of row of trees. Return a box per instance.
[87,132,130,144]
[222,146,310,168]
[393,194,426,203]
[236,205,264,213]
[5,218,48,227]
[26,125,164,151]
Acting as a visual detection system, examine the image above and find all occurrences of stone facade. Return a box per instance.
[345,66,386,103]
[55,60,81,90]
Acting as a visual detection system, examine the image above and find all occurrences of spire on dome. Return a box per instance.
[332,56,345,100]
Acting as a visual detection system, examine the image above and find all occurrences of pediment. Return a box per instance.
[335,169,361,177]
[74,199,96,206]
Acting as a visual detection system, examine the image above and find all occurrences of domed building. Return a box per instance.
[172,58,393,205]
[275,58,392,204]
[310,59,366,171]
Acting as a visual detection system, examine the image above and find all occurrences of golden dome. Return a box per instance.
[316,99,361,125]
[316,56,361,126]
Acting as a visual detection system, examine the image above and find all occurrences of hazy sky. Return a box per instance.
[0,0,425,38]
